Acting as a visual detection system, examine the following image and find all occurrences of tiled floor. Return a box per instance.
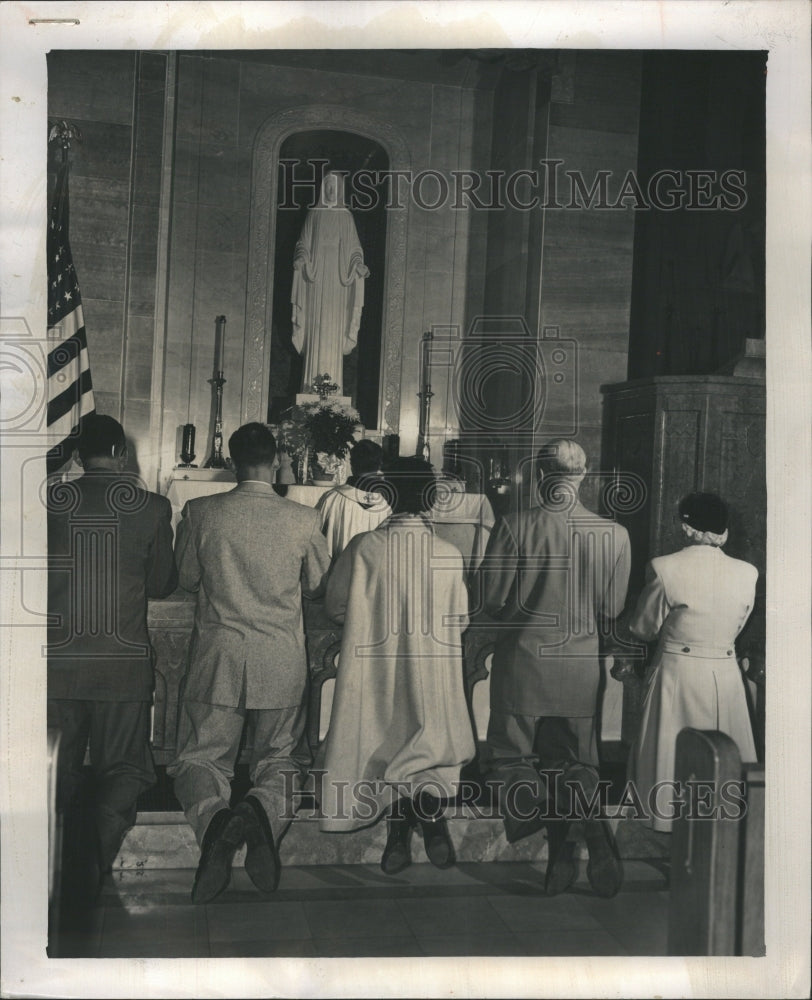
[53,860,670,958]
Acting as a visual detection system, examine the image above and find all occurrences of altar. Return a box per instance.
[150,469,499,762]
[164,470,495,572]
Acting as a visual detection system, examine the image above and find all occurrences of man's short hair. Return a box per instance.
[228,422,277,470]
[78,414,126,464]
[349,439,384,477]
[537,439,587,477]
[383,457,436,514]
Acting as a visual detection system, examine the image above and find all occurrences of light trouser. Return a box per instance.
[169,697,307,845]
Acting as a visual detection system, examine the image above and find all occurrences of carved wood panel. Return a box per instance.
[602,376,767,752]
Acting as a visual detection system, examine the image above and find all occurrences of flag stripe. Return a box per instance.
[47,303,84,344]
[47,328,89,378]
[47,367,94,427]
[47,348,90,404]
[46,160,95,470]
[47,406,90,446]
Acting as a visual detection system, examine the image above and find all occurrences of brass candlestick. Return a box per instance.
[415,330,434,462]
[203,372,227,468]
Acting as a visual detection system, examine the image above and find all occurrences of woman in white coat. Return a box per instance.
[627,492,758,832]
[319,458,475,874]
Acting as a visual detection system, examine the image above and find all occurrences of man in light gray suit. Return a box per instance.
[481,440,631,898]
[169,423,330,903]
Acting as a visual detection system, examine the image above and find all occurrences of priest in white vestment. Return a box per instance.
[291,170,369,394]
[319,458,476,875]
[316,440,391,559]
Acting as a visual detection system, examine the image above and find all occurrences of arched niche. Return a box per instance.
[241,105,411,435]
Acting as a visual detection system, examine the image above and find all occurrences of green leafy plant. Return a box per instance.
[281,399,361,459]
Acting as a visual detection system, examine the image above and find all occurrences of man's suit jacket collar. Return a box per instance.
[234,480,277,496]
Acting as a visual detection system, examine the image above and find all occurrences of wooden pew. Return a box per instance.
[668,728,765,955]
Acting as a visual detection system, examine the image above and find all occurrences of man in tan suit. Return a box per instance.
[169,423,330,903]
[481,440,631,897]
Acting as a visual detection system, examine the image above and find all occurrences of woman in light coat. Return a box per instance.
[627,492,758,832]
[319,458,475,873]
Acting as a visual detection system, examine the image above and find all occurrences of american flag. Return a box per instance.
[46,162,95,472]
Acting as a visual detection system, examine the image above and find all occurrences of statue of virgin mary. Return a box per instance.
[291,171,370,394]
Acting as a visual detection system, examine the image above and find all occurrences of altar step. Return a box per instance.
[117,807,671,874]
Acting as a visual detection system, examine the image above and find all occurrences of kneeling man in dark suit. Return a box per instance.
[481,440,631,897]
[169,423,330,902]
[48,414,178,903]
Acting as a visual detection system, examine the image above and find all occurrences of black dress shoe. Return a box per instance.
[545,820,576,896]
[584,818,623,898]
[381,816,412,875]
[192,808,245,904]
[412,790,456,869]
[234,795,280,894]
[419,816,456,869]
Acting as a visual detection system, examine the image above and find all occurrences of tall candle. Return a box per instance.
[214,315,226,372]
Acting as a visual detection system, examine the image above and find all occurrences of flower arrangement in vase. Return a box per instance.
[281,390,361,485]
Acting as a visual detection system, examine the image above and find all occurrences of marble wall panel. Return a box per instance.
[195,144,239,207]
[550,99,640,136]
[127,252,159,315]
[529,53,640,459]
[81,299,126,351]
[47,51,136,125]
[132,136,164,204]
[72,246,127,303]
[125,314,155,357]
[123,400,153,470]
[194,200,247,256]
[71,198,130,255]
[199,57,240,146]
[230,146,253,217]
[175,56,204,142]
[483,258,528,317]
[545,125,640,179]
[568,51,643,109]
[169,199,198,254]
[124,361,153,403]
[129,209,160,257]
[92,390,120,420]
[171,139,202,204]
[188,248,247,434]
[66,120,133,183]
[541,204,640,251]
[419,229,458,273]
[449,86,476,332]
[430,85,463,168]
[421,272,455,331]
[89,356,122,399]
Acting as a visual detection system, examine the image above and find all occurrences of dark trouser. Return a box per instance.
[47,699,156,871]
[483,712,599,841]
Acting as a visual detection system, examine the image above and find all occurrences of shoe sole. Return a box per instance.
[584,820,623,898]
[545,860,577,896]
[244,833,280,894]
[425,838,455,869]
[380,850,412,875]
[236,801,281,895]
[192,814,245,904]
